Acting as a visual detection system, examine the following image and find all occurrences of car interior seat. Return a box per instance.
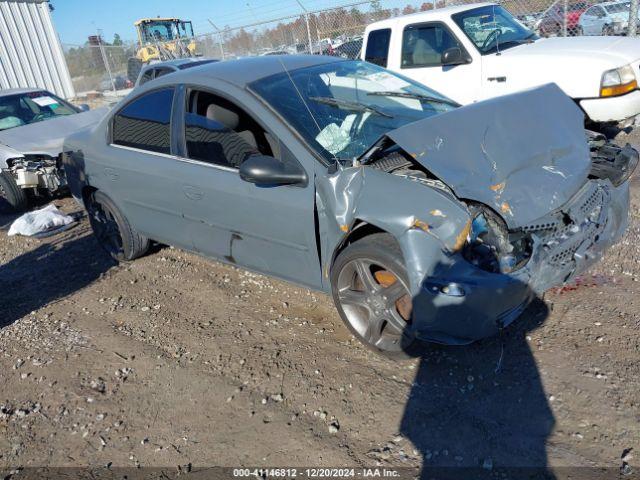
[412,30,441,65]
[206,104,258,149]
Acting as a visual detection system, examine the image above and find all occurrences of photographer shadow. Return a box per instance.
[401,275,555,479]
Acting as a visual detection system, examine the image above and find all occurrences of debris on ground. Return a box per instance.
[7,204,76,237]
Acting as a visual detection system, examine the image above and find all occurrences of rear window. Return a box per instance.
[112,88,174,154]
[365,28,391,67]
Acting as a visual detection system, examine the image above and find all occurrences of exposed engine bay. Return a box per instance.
[5,154,67,194]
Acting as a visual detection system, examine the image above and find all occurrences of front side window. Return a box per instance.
[184,90,271,168]
[249,60,456,163]
[402,24,461,68]
[0,90,78,131]
[452,5,537,55]
[112,88,174,154]
[365,28,391,67]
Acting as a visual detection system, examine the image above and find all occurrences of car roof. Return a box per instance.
[160,54,345,88]
[0,87,45,97]
[146,57,214,69]
[365,2,496,29]
[599,0,629,6]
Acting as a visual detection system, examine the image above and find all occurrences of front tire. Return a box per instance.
[331,233,417,358]
[86,191,148,262]
[0,171,28,213]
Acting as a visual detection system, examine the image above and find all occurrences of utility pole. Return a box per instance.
[97,29,115,92]
[207,20,226,60]
[295,0,314,54]
[630,0,638,36]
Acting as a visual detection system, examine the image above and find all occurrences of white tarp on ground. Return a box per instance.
[8,204,74,237]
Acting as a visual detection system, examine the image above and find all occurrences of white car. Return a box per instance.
[579,1,637,36]
[362,2,640,124]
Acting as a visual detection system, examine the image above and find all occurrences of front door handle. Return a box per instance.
[183,185,204,201]
[487,76,507,83]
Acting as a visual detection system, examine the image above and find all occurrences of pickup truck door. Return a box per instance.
[386,21,481,105]
[580,6,604,35]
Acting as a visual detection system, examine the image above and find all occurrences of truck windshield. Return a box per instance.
[452,5,538,55]
[249,60,455,162]
[0,91,78,132]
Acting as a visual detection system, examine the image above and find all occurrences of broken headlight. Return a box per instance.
[589,136,639,187]
[462,205,533,274]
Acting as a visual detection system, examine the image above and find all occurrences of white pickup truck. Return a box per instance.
[361,2,640,125]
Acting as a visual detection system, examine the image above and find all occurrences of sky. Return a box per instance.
[51,0,357,46]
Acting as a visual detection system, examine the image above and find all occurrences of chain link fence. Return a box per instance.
[62,0,640,99]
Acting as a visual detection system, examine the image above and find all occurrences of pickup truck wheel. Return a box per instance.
[0,171,28,213]
[86,191,148,262]
[602,24,613,35]
[331,233,417,359]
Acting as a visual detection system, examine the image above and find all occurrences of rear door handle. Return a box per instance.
[487,76,507,82]
[183,185,204,201]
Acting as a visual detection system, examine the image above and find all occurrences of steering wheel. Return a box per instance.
[31,112,50,123]
[481,29,502,51]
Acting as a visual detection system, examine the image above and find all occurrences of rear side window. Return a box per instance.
[365,28,391,67]
[112,88,174,154]
[138,69,154,85]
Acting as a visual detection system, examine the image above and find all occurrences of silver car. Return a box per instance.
[63,56,635,357]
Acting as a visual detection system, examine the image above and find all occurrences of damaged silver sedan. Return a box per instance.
[0,88,106,213]
[62,56,635,356]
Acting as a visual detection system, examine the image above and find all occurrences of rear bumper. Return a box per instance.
[579,89,640,123]
[411,179,630,345]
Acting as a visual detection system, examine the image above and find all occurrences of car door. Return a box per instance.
[580,7,597,35]
[392,22,480,105]
[106,86,194,249]
[171,85,322,289]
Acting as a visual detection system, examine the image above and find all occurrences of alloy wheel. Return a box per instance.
[336,257,412,352]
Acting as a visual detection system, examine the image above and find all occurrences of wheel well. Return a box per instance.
[81,186,97,207]
[330,220,388,272]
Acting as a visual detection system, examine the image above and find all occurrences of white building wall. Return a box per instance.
[0,0,74,98]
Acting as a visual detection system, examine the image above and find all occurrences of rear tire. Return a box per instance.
[331,233,418,359]
[86,191,148,262]
[0,171,28,213]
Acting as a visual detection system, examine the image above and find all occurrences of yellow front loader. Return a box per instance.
[127,18,199,81]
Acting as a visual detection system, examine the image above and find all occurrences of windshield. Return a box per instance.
[606,2,630,13]
[249,60,455,162]
[140,21,190,43]
[0,91,78,132]
[452,5,537,55]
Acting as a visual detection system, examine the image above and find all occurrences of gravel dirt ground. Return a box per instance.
[1,129,639,477]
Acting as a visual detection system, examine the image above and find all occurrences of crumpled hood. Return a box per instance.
[0,107,108,157]
[385,83,591,229]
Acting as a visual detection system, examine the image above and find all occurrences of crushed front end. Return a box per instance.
[412,136,635,345]
[4,154,67,195]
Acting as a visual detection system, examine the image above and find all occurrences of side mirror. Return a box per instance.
[239,155,307,186]
[441,47,469,66]
[77,104,91,112]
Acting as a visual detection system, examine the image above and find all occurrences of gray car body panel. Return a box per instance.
[0,107,108,167]
[62,56,631,345]
[386,83,590,229]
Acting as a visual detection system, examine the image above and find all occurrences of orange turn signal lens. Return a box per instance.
[600,80,637,98]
